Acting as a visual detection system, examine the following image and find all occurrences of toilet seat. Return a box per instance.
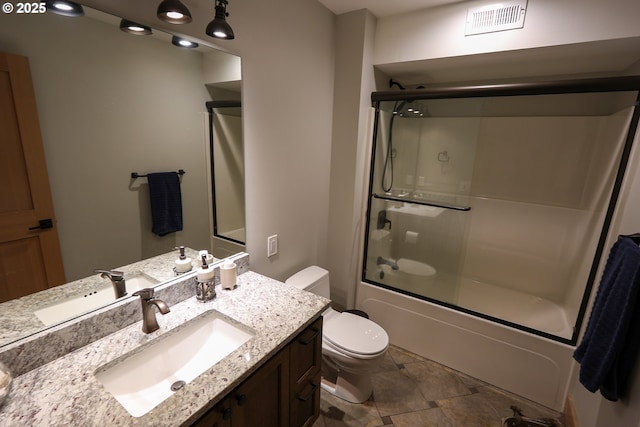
[323,312,389,359]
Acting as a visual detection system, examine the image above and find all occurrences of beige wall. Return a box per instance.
[327,10,377,308]
[80,0,336,284]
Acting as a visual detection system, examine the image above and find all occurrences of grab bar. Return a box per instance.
[373,193,471,212]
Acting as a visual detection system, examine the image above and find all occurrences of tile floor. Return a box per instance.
[312,345,565,427]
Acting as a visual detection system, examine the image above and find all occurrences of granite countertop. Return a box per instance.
[0,248,204,348]
[0,271,330,426]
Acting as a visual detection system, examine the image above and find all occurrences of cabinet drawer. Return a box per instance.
[291,375,321,427]
[289,317,322,385]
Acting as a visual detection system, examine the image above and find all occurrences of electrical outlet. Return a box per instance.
[267,235,278,257]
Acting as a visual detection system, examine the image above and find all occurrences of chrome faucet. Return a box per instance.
[132,288,170,333]
[377,256,399,270]
[94,269,127,298]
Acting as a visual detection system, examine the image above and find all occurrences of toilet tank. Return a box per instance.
[285,266,331,299]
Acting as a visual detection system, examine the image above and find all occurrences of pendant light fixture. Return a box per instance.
[44,0,84,16]
[206,0,235,40]
[157,0,192,24]
[119,19,153,35]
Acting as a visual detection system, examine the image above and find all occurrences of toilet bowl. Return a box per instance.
[286,266,389,403]
[377,258,437,292]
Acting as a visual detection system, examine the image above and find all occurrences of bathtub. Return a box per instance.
[456,278,573,339]
[356,280,575,411]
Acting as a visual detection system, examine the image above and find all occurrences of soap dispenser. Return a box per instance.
[198,249,214,265]
[195,255,215,302]
[174,246,192,275]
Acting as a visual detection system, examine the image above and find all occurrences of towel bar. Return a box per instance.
[131,169,186,179]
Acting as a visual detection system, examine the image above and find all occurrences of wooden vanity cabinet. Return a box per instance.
[191,316,322,427]
[289,317,322,427]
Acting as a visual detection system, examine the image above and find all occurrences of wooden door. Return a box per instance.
[0,51,65,303]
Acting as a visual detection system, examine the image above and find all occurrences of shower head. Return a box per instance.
[393,100,428,118]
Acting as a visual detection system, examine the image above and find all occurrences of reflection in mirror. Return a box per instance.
[207,101,246,259]
[0,5,244,346]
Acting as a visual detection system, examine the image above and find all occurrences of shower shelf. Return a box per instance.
[372,193,471,211]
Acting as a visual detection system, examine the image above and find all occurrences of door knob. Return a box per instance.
[28,218,53,230]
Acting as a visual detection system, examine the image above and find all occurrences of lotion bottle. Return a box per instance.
[174,246,192,274]
[195,255,216,302]
[196,255,214,282]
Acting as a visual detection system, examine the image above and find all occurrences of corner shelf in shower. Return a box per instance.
[372,193,471,212]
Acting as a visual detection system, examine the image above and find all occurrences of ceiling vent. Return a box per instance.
[465,0,528,36]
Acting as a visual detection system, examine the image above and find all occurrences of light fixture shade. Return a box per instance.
[157,0,192,24]
[44,0,84,16]
[119,19,153,35]
[171,36,199,48]
[206,0,235,40]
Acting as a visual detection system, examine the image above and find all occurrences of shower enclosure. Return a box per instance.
[362,77,640,344]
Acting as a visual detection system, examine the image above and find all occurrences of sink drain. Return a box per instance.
[171,380,186,392]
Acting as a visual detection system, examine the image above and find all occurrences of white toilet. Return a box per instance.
[286,266,389,403]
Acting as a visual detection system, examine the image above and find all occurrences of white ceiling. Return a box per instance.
[316,0,464,17]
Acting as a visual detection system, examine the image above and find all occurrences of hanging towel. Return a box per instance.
[147,172,183,236]
[573,236,640,401]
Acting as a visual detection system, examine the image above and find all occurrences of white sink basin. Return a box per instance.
[34,272,159,326]
[124,272,160,294]
[95,310,254,417]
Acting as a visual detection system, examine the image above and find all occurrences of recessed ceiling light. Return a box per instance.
[45,0,84,17]
[119,19,153,35]
[171,36,199,48]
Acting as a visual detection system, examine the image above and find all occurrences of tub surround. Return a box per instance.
[0,269,329,426]
[0,248,204,348]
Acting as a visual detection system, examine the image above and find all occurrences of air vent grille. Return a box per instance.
[465,0,528,36]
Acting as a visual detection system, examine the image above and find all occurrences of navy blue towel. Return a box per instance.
[147,172,183,236]
[573,236,640,401]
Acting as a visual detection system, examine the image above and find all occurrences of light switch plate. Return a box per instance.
[267,235,278,257]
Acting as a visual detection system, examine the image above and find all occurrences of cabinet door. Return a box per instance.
[232,347,290,427]
[290,317,322,427]
[190,398,232,427]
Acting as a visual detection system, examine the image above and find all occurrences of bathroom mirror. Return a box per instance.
[0,5,244,346]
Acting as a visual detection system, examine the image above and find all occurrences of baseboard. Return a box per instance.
[564,396,578,427]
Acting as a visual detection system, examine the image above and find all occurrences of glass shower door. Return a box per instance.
[362,87,640,343]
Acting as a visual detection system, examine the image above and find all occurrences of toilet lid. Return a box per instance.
[323,312,389,356]
[397,259,436,276]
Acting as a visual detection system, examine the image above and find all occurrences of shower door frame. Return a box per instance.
[364,76,640,345]
[206,100,245,247]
